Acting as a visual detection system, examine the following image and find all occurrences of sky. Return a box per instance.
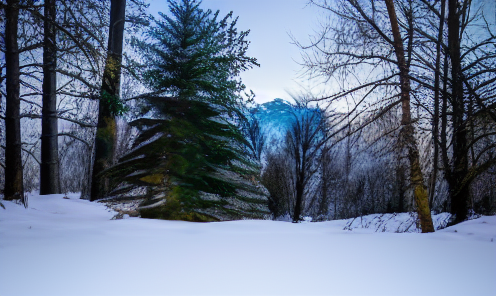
[147,0,325,104]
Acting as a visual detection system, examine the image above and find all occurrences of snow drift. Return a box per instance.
[1,193,495,296]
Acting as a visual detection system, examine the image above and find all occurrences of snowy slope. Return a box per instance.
[342,212,453,233]
[251,98,321,150]
[1,193,495,296]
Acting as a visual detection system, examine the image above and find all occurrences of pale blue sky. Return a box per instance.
[147,0,324,103]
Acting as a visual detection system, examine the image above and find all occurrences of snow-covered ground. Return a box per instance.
[1,193,495,296]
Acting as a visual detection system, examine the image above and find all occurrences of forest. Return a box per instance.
[1,1,495,295]
[0,0,495,233]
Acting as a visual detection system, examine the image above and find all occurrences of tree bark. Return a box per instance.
[40,0,61,195]
[4,0,24,201]
[385,0,434,233]
[90,0,126,201]
[447,0,469,224]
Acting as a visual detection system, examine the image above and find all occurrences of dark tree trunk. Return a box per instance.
[429,0,446,209]
[318,148,330,218]
[293,173,304,223]
[40,0,60,195]
[4,0,24,201]
[385,0,434,233]
[90,0,126,201]
[447,0,469,224]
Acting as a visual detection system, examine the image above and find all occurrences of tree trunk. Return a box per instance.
[4,0,24,201]
[428,0,446,209]
[40,0,60,195]
[293,174,304,222]
[447,0,469,224]
[90,0,126,201]
[385,0,434,233]
[318,148,330,218]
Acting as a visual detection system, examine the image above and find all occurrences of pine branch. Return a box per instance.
[124,90,166,102]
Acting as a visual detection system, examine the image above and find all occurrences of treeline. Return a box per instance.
[257,100,430,221]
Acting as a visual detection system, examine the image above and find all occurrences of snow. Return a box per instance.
[343,212,453,233]
[1,193,495,296]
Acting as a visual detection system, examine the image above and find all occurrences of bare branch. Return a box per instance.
[58,133,93,148]
[56,69,100,90]
[20,114,97,128]
[22,147,41,165]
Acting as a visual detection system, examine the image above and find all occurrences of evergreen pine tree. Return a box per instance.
[105,0,268,221]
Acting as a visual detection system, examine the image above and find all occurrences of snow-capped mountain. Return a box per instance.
[249,98,323,151]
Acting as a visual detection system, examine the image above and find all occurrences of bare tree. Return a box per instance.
[261,151,295,219]
[444,0,496,223]
[384,0,433,231]
[416,0,496,221]
[298,0,434,231]
[313,144,338,220]
[285,102,325,222]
